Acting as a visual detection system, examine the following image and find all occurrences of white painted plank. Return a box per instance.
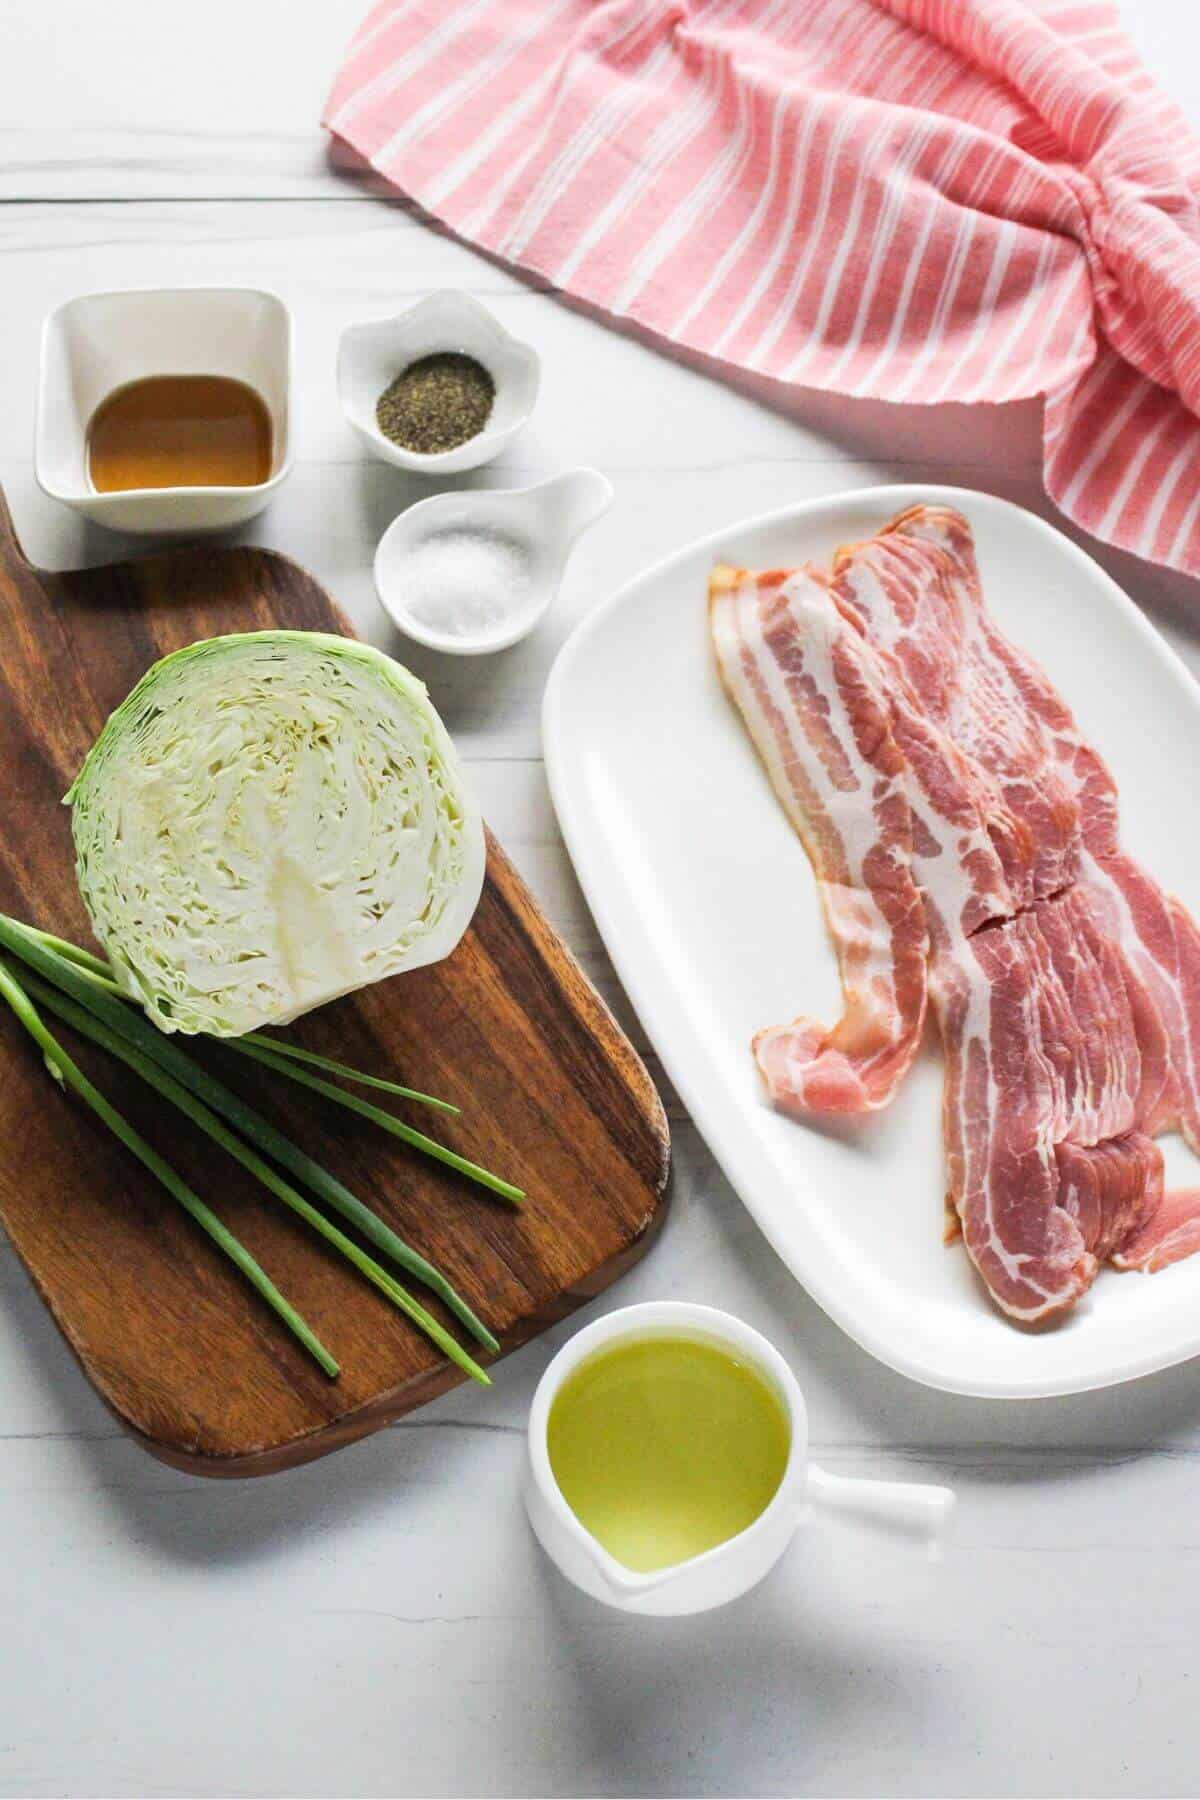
[2,199,1194,635]
[10,445,1200,766]
[0,1415,1198,1798]
[3,202,1199,748]
[0,203,1047,477]
[1,0,363,200]
[3,0,1199,203]
[7,1092,1200,1462]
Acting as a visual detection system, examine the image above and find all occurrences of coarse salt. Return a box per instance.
[399,527,533,641]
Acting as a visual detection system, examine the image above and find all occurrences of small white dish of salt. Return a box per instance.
[373,469,613,656]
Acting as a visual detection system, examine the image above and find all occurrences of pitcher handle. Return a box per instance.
[807,1463,955,1546]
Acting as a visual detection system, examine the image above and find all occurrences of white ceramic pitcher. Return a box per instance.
[524,1302,955,1616]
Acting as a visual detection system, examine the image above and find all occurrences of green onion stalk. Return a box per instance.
[22,927,459,1114]
[0,958,338,1378]
[20,923,523,1203]
[0,917,499,1355]
[11,966,491,1387]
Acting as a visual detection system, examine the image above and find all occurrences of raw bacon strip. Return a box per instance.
[1057,1137,1163,1267]
[866,508,1200,1147]
[710,542,1028,1118]
[1074,857,1191,1141]
[709,563,927,1116]
[1113,1186,1200,1273]
[834,514,1200,1137]
[831,506,1086,908]
[943,889,1162,1322]
[862,672,1017,942]
[710,541,1160,1318]
[827,504,1200,1309]
[880,508,1120,861]
[714,501,1200,1323]
[830,507,1200,1143]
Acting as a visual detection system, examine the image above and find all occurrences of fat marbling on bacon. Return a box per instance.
[711,504,1200,1324]
[708,561,928,1116]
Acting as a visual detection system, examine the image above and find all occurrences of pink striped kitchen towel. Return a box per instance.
[324,0,1200,577]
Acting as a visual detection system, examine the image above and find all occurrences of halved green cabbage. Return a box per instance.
[66,632,485,1036]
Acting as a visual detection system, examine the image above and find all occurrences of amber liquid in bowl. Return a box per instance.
[87,374,273,493]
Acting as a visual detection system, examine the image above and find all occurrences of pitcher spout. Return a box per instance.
[579,1533,681,1600]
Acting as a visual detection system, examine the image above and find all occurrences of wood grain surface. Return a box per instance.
[0,485,670,1476]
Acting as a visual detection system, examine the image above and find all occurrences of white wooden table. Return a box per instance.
[4,6,1200,1795]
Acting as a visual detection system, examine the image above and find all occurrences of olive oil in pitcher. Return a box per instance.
[546,1333,791,1574]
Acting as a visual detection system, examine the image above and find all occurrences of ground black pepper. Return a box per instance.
[375,352,496,454]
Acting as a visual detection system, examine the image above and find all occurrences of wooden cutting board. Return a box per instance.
[0,488,670,1476]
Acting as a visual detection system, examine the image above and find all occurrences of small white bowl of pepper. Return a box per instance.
[337,290,540,475]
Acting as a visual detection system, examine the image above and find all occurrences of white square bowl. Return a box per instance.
[35,287,294,535]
